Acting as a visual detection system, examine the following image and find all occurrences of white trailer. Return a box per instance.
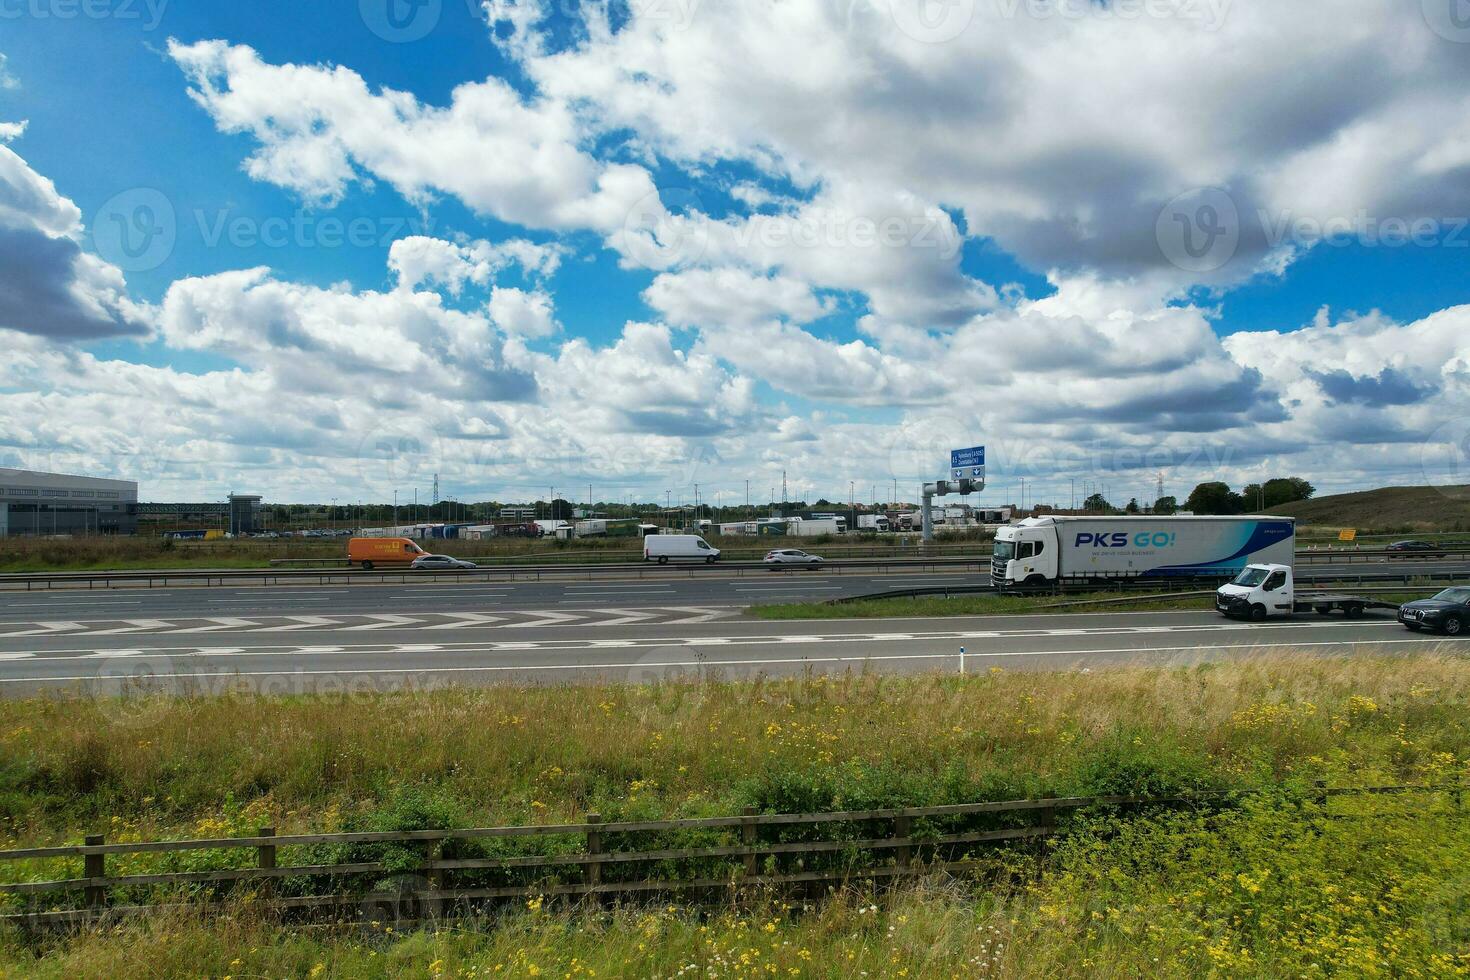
[857,515,890,532]
[992,516,1296,589]
[790,518,843,537]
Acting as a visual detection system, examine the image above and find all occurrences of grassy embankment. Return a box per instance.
[1,654,1469,975]
[1268,484,1470,535]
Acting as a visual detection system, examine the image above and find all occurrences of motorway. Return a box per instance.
[0,558,1466,696]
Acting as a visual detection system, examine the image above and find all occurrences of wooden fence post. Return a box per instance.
[83,835,105,911]
[741,806,758,878]
[426,838,444,921]
[257,827,276,901]
[586,814,603,892]
[894,815,912,870]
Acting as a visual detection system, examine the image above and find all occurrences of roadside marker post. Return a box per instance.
[959,646,966,675]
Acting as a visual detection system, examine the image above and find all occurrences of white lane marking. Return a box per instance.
[0,653,33,661]
[515,611,588,628]
[264,616,342,632]
[584,609,659,627]
[390,595,509,602]
[658,607,728,624]
[0,617,1401,656]
[0,621,87,637]
[343,615,424,632]
[10,637,1456,683]
[169,617,260,634]
[88,619,174,636]
[206,597,346,603]
[423,613,507,630]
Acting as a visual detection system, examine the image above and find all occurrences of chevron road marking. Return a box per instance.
[170,617,260,634]
[422,613,507,630]
[89,620,174,636]
[342,615,424,632]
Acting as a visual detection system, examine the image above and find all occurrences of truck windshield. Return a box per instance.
[994,541,1015,560]
[1231,567,1270,587]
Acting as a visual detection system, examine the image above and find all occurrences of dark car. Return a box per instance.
[1386,540,1447,559]
[1398,586,1470,635]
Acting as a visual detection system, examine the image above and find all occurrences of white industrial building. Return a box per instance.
[0,468,138,537]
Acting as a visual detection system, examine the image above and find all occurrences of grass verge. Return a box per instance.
[1,653,1467,974]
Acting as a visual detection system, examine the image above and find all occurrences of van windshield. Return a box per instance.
[993,541,1015,560]
[1231,567,1270,587]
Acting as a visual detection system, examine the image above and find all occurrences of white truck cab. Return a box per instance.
[1215,563,1295,620]
[992,521,1058,587]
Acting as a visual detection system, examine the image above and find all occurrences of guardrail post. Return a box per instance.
[84,834,105,910]
[894,814,912,870]
[257,827,276,900]
[586,813,603,892]
[741,806,758,878]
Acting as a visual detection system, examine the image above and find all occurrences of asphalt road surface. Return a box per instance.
[0,604,1463,698]
[0,557,1463,623]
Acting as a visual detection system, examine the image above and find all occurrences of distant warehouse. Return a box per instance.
[0,468,138,537]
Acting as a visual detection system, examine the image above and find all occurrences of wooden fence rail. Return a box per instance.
[0,783,1461,928]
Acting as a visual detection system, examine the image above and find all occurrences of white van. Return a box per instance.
[644,534,721,564]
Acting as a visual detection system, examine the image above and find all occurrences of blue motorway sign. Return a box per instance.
[950,446,985,483]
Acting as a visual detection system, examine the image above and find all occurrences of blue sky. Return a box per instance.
[1,2,1468,505]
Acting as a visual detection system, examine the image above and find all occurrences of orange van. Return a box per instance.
[348,537,427,570]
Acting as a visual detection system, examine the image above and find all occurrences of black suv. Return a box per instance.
[1398,587,1470,635]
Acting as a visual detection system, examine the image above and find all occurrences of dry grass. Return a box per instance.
[1,651,1467,842]
[1265,484,1470,533]
[2,652,1469,975]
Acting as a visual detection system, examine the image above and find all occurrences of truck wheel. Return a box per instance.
[705,556,717,564]
[658,556,670,565]
[1345,604,1364,619]
[1250,604,1267,622]
[1444,616,1464,637]
[361,561,374,571]
[1313,605,1332,616]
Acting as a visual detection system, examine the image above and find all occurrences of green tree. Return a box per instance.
[1185,482,1243,515]
[1264,477,1315,507]
[1153,496,1178,515]
[1083,492,1113,513]
[1125,498,1141,513]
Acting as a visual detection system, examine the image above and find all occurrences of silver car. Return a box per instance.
[764,549,824,569]
[410,555,478,570]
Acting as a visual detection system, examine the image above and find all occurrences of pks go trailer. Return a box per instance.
[993,516,1296,590]
[644,535,721,564]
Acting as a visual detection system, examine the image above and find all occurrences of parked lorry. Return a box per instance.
[1216,563,1397,621]
[857,515,891,532]
[992,516,1296,590]
[348,536,428,570]
[574,518,642,538]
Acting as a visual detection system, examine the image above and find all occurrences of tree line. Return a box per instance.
[1081,478,1316,516]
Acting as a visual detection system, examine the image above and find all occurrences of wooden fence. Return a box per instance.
[0,783,1461,928]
